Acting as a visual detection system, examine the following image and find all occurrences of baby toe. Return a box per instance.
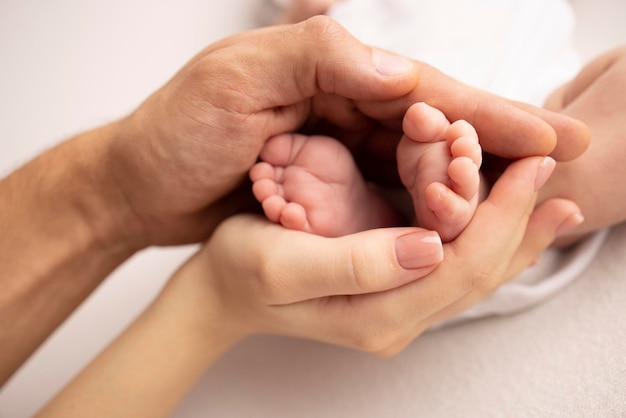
[402,102,450,144]
[448,156,480,201]
[280,202,309,232]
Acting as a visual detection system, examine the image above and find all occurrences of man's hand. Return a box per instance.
[109,16,589,247]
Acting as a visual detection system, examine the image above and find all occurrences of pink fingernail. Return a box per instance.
[556,212,585,236]
[373,49,414,76]
[395,231,443,269]
[534,157,556,191]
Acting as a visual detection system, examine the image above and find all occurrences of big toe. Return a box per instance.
[402,102,451,144]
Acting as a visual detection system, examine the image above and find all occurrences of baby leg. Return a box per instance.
[397,102,483,242]
[250,133,401,237]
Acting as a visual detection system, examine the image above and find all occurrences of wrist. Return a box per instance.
[35,249,245,417]
[0,124,145,383]
[154,250,246,370]
[76,121,150,253]
[0,122,146,278]
[3,121,152,257]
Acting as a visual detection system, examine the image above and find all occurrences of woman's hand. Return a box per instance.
[188,156,581,356]
[0,13,590,394]
[35,155,582,418]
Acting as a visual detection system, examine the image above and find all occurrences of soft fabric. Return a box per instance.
[328,0,580,105]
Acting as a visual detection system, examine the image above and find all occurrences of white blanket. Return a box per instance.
[329,0,581,105]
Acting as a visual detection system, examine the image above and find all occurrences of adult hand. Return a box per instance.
[0,16,588,385]
[33,155,582,418]
[190,156,581,355]
[109,16,589,247]
[540,46,626,244]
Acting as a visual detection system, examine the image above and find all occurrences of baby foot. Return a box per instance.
[250,133,401,237]
[397,102,483,242]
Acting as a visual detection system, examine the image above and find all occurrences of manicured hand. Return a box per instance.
[187,156,581,355]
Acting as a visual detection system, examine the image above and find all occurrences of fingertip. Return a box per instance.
[506,198,583,274]
[487,155,546,204]
[296,16,419,100]
[548,115,591,162]
[534,157,556,191]
[515,104,590,162]
[555,212,585,236]
[372,48,414,77]
[395,230,443,270]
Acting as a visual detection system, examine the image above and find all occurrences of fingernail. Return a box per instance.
[395,231,443,269]
[556,212,584,236]
[534,157,556,191]
[373,49,414,76]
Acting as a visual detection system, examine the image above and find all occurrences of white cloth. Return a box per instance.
[326,0,607,326]
[434,229,609,328]
[328,0,580,105]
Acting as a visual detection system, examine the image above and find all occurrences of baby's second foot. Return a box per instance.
[397,102,483,242]
[250,133,401,237]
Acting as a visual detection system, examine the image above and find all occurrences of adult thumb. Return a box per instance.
[210,214,443,305]
[202,16,419,108]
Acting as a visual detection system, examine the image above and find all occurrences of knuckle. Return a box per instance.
[300,15,343,42]
[347,246,375,293]
[349,331,396,354]
[449,228,513,295]
[373,325,428,358]
[466,262,504,294]
[256,248,286,302]
[346,304,411,353]
[296,15,350,94]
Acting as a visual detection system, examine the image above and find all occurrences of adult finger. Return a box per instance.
[275,156,557,352]
[504,198,583,277]
[208,215,443,306]
[357,63,590,161]
[431,157,556,298]
[193,17,589,162]
[193,17,419,121]
[506,100,590,162]
[425,198,583,328]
